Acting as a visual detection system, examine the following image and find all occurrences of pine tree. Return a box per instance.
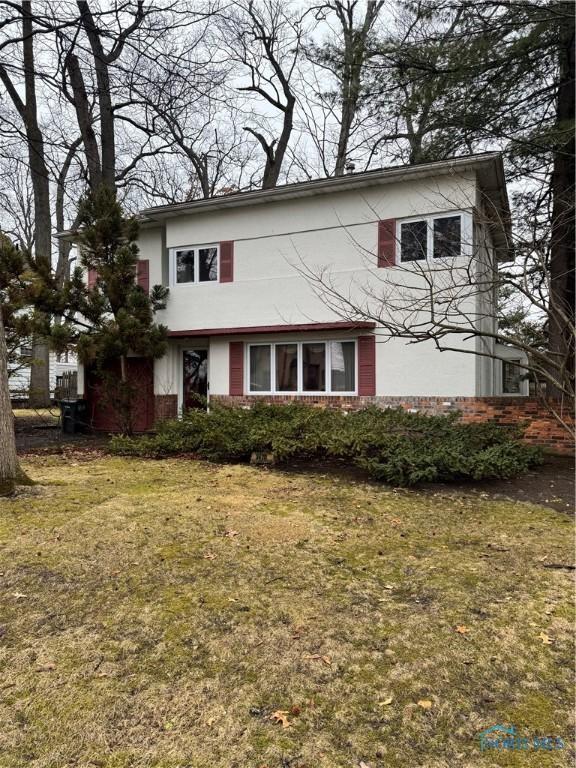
[70,186,169,434]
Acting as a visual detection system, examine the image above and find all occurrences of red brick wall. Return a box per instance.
[210,395,574,455]
[154,394,178,423]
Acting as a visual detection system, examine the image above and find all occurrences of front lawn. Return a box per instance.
[0,456,573,767]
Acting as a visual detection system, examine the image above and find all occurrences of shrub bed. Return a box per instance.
[109,403,542,486]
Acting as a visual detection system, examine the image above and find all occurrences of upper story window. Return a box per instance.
[248,340,356,395]
[171,244,218,285]
[400,213,463,263]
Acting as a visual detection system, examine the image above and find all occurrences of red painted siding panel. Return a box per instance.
[378,219,396,267]
[86,358,155,432]
[357,335,376,396]
[229,341,244,395]
[87,268,98,289]
[220,241,234,282]
[137,259,149,292]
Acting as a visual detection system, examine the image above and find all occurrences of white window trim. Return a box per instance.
[399,211,472,264]
[246,340,358,396]
[169,243,219,286]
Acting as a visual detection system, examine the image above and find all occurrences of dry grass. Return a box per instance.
[12,408,60,425]
[0,456,573,768]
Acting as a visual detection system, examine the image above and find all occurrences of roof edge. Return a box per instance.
[140,152,503,221]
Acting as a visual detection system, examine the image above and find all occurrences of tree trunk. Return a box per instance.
[77,0,117,190]
[261,97,295,189]
[65,53,103,190]
[549,8,575,399]
[0,307,26,495]
[22,1,52,408]
[333,0,383,177]
[28,337,50,408]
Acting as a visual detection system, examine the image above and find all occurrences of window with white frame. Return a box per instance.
[248,340,356,394]
[171,244,218,285]
[400,213,464,263]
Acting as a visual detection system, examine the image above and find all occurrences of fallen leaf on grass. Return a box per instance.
[417,699,433,709]
[538,631,553,645]
[12,593,27,600]
[302,653,331,665]
[455,625,470,634]
[224,530,239,538]
[390,518,401,526]
[378,697,393,706]
[36,662,55,672]
[270,710,291,728]
[203,552,216,560]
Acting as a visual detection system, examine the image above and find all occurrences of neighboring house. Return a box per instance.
[9,347,78,401]
[76,151,568,443]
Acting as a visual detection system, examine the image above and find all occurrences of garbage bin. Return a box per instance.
[59,399,88,434]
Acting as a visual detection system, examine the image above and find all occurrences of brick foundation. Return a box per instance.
[154,394,178,423]
[211,395,574,455]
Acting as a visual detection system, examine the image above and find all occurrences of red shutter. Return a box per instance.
[220,241,234,282]
[378,219,396,267]
[357,335,376,396]
[87,268,97,289]
[137,259,150,292]
[229,341,244,395]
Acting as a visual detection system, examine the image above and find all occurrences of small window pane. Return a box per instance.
[199,247,218,281]
[302,343,326,391]
[503,360,522,394]
[249,345,271,392]
[433,216,461,259]
[176,249,195,283]
[276,344,298,391]
[330,341,355,392]
[401,220,428,262]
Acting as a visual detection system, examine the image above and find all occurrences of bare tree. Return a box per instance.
[307,0,384,175]
[222,0,304,189]
[298,182,574,435]
[0,1,54,406]
[129,30,255,200]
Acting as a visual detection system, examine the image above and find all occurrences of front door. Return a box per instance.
[183,349,208,410]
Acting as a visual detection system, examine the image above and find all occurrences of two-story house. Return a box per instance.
[76,152,537,433]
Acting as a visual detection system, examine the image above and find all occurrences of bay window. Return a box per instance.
[248,340,356,394]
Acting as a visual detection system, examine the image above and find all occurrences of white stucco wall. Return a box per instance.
[155,174,477,332]
[125,169,510,402]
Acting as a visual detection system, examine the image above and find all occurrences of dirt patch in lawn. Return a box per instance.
[282,454,575,515]
[0,456,573,768]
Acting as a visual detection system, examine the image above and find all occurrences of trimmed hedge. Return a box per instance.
[109,403,543,486]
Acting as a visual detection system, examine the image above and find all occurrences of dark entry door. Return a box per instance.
[183,349,208,410]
